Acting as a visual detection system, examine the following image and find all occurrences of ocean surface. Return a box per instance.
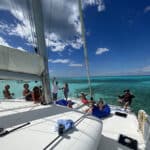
[0,75,150,114]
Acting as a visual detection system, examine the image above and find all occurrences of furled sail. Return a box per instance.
[0,45,44,80]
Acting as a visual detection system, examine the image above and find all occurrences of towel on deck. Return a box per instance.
[53,119,74,133]
[56,99,75,107]
[56,99,68,106]
[57,119,74,131]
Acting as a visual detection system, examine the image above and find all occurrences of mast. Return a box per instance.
[78,0,92,96]
[31,0,51,103]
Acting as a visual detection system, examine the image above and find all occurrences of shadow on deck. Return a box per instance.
[0,105,73,128]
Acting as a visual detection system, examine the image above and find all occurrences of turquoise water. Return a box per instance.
[0,75,150,114]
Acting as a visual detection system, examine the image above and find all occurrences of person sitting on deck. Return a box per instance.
[23,83,32,101]
[32,86,42,103]
[86,99,111,118]
[3,85,14,99]
[80,92,89,104]
[89,97,96,106]
[118,89,135,110]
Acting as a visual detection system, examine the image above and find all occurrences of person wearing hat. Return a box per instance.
[118,89,135,110]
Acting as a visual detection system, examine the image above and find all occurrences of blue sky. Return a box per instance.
[0,0,150,77]
[84,0,150,76]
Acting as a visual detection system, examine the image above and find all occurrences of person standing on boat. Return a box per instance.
[22,83,32,101]
[3,85,14,99]
[118,89,135,110]
[62,83,69,100]
[52,77,59,101]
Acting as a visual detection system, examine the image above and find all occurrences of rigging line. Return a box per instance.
[46,0,55,92]
[30,0,39,50]
[0,122,30,137]
[10,0,36,52]
[46,0,52,57]
[26,0,37,50]
[78,0,92,97]
[21,0,33,44]
[10,0,27,42]
[11,0,36,52]
[47,0,52,85]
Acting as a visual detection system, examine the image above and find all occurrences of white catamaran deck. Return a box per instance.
[99,108,145,150]
[77,103,146,150]
[0,99,146,150]
[0,99,103,150]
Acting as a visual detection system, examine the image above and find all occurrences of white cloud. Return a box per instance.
[70,38,83,49]
[0,37,11,47]
[0,0,105,52]
[141,65,150,72]
[48,59,70,64]
[16,46,26,52]
[0,1,35,45]
[96,48,109,55]
[49,69,53,73]
[0,22,15,35]
[144,6,150,13]
[10,22,33,43]
[124,65,150,75]
[83,0,105,12]
[45,32,82,52]
[0,37,27,52]
[42,0,80,39]
[45,33,67,52]
[97,4,105,12]
[69,63,83,67]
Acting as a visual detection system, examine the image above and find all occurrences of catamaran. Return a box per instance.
[0,0,150,150]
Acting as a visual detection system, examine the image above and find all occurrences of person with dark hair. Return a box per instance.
[3,85,14,99]
[67,100,73,108]
[89,97,95,105]
[23,84,32,101]
[32,86,42,103]
[118,89,135,110]
[97,99,105,110]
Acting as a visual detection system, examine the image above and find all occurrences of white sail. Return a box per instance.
[0,45,44,77]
